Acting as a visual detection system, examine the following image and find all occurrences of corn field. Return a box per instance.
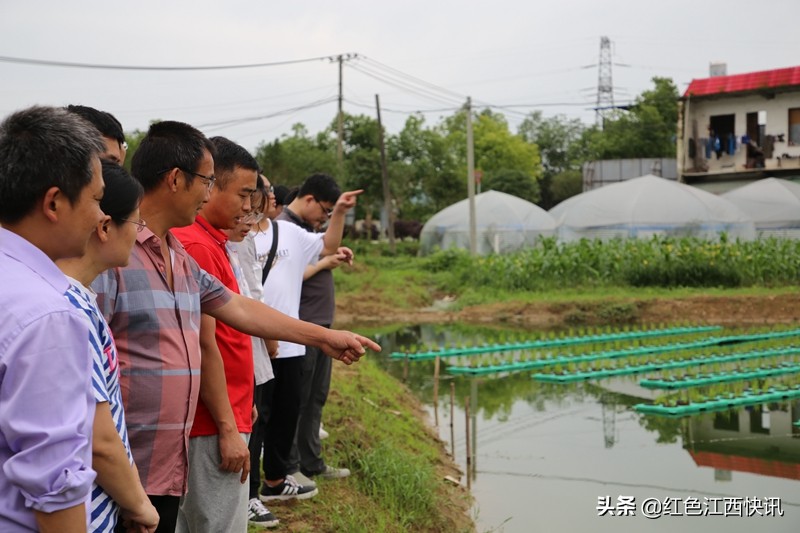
[424,235,800,290]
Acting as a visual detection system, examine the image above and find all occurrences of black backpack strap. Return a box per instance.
[261,221,279,285]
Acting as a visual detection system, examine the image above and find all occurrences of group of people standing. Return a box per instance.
[0,104,379,533]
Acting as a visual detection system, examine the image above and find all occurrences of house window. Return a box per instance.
[789,108,800,146]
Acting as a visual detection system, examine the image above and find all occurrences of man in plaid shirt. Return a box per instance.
[93,121,379,533]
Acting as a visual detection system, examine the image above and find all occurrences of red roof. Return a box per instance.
[689,450,800,481]
[684,66,800,98]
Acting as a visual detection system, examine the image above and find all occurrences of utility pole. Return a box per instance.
[337,55,344,170]
[375,94,396,252]
[466,97,477,255]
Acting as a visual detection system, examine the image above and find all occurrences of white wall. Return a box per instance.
[682,91,800,175]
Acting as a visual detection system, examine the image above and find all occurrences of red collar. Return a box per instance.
[195,215,229,248]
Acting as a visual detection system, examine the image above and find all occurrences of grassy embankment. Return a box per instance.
[252,358,473,533]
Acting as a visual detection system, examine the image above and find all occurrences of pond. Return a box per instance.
[371,324,800,533]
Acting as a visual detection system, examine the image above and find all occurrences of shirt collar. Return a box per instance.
[195,215,229,247]
[0,227,70,294]
[282,207,314,232]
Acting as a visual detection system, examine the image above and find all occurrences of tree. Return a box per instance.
[254,122,337,188]
[392,114,463,217]
[482,168,540,203]
[549,170,583,206]
[122,129,147,172]
[518,112,588,208]
[584,77,679,160]
[336,113,384,219]
[441,108,542,203]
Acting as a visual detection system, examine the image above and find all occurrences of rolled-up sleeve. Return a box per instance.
[0,311,96,513]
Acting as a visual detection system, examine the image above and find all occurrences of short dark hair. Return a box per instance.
[131,120,215,192]
[100,160,144,224]
[0,105,105,224]
[65,105,125,144]
[297,173,341,204]
[273,184,291,206]
[209,136,258,189]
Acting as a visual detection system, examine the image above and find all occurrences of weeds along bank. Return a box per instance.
[256,358,473,533]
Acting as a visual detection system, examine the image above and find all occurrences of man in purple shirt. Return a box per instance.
[0,106,107,532]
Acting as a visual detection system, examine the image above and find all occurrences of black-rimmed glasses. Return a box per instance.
[122,218,147,232]
[180,168,216,190]
[314,197,334,217]
[156,167,216,190]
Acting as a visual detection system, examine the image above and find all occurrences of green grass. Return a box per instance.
[250,359,473,533]
[334,236,800,314]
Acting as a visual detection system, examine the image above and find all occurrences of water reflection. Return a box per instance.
[371,324,800,533]
[684,405,800,482]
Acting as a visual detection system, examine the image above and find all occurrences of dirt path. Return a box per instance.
[336,293,800,329]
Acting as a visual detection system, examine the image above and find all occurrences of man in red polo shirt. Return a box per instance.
[172,136,260,532]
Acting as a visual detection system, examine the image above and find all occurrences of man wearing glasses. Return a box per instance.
[264,174,359,495]
[171,136,261,532]
[92,122,379,533]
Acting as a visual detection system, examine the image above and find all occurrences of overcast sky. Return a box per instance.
[2,0,799,151]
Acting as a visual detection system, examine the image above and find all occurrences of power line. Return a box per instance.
[343,97,458,114]
[197,96,338,131]
[0,54,343,71]
[346,62,463,107]
[115,84,338,115]
[359,56,466,101]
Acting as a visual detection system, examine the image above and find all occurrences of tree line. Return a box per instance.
[124,77,679,222]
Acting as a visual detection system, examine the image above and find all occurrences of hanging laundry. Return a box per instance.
[764,135,775,158]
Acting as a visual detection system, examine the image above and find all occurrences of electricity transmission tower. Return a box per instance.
[595,36,615,127]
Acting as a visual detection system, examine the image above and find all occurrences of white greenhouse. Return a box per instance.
[549,174,756,241]
[419,190,557,255]
[721,177,800,238]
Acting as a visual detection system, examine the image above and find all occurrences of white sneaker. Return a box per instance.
[290,471,317,489]
[317,465,351,479]
[248,498,279,528]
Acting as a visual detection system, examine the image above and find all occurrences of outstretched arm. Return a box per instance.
[209,292,380,365]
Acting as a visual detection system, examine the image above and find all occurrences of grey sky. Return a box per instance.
[2,0,798,151]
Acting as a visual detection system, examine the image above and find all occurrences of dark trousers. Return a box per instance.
[289,343,332,475]
[249,382,269,498]
[116,495,179,533]
[262,356,304,481]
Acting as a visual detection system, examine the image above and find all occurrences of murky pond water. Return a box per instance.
[371,324,800,533]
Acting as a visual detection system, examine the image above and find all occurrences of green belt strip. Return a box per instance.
[390,325,723,361]
[445,330,800,376]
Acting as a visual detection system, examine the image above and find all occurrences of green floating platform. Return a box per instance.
[531,346,800,383]
[640,363,800,390]
[447,330,800,376]
[633,387,800,417]
[389,325,722,361]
